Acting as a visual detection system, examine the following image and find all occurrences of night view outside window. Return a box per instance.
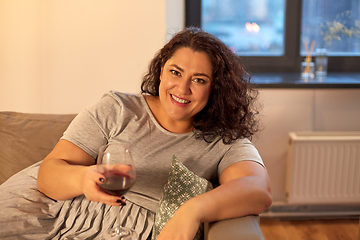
[201,0,359,57]
[301,0,360,56]
[201,0,285,56]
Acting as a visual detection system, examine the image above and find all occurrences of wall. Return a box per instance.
[253,89,360,202]
[0,0,166,114]
[1,0,359,203]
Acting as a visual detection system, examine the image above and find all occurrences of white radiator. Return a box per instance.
[286,131,360,205]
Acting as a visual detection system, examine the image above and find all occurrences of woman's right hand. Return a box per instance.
[80,165,126,206]
[37,140,124,206]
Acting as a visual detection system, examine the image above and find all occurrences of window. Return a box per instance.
[186,0,360,73]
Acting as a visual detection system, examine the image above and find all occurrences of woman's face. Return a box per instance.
[158,47,213,126]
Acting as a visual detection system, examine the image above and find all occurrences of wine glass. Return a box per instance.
[97,142,137,240]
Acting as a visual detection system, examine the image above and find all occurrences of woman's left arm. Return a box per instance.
[208,160,272,219]
[156,161,272,240]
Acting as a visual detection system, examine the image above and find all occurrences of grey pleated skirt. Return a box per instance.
[51,196,155,240]
[0,162,155,240]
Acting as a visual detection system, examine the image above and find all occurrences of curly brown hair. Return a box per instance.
[141,27,260,144]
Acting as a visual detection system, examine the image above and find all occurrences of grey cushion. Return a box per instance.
[0,111,75,184]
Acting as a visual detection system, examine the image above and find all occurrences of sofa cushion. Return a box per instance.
[0,111,76,185]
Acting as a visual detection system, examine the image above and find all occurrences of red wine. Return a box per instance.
[98,172,135,196]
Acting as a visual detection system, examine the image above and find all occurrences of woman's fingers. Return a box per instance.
[93,186,126,206]
[81,165,126,206]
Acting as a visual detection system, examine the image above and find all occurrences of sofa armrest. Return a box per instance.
[205,215,265,240]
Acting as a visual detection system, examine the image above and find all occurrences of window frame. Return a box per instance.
[185,0,360,73]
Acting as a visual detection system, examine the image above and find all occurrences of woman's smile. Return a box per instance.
[170,94,191,105]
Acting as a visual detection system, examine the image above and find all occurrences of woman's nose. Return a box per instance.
[178,78,191,95]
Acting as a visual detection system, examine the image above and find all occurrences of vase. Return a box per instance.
[301,61,314,80]
[315,48,328,78]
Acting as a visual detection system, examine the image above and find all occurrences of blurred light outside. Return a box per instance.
[201,0,285,56]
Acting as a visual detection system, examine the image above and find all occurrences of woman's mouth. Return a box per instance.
[171,94,191,104]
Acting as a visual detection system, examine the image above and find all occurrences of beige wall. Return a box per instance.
[0,0,166,113]
[1,0,359,203]
[253,89,360,202]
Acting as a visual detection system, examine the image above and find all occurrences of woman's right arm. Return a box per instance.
[37,139,124,206]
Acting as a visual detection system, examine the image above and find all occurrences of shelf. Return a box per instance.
[250,72,360,89]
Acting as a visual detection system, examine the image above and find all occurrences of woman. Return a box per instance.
[37,27,272,239]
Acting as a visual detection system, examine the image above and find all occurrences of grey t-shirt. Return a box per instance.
[62,91,264,212]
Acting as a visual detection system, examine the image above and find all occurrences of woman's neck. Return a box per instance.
[144,95,194,134]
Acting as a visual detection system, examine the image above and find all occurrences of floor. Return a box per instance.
[260,218,360,240]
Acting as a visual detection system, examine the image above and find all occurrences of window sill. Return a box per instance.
[250,72,360,89]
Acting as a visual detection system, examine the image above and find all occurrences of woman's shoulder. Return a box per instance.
[94,91,146,111]
[103,91,142,105]
[81,91,147,121]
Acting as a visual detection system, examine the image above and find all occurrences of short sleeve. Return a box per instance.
[217,138,264,176]
[61,93,123,159]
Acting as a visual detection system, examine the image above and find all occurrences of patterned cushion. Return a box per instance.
[151,155,213,240]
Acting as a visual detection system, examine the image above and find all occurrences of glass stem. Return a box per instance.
[118,205,122,229]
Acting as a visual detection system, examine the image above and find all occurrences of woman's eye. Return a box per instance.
[193,78,205,84]
[170,70,181,76]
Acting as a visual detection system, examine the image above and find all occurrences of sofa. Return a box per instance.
[0,111,265,240]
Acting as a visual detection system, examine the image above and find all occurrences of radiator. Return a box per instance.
[286,131,360,205]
